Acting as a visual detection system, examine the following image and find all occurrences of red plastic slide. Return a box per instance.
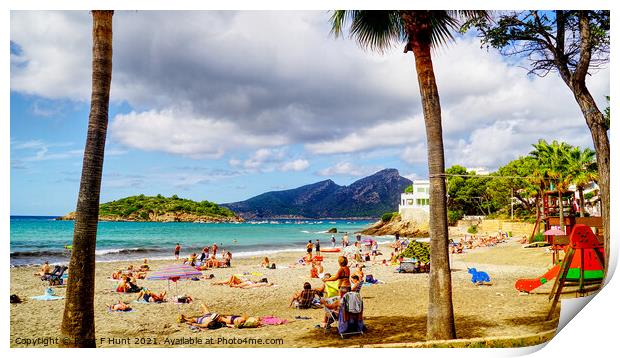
[514,264,561,293]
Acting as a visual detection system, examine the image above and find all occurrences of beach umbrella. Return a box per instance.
[543,228,565,236]
[147,264,202,303]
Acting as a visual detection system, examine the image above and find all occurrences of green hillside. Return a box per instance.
[98,194,236,220]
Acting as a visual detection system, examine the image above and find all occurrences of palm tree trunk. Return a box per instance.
[404,12,456,341]
[60,10,113,348]
[578,187,585,217]
[558,190,565,231]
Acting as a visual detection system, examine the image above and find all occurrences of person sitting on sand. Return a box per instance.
[222,251,232,267]
[353,265,364,282]
[137,289,166,303]
[314,273,331,297]
[260,257,270,268]
[35,261,51,276]
[111,270,123,280]
[351,274,362,292]
[310,262,319,278]
[315,261,324,275]
[317,286,351,328]
[290,282,317,309]
[108,300,131,312]
[116,275,129,293]
[184,253,198,267]
[139,259,150,272]
[175,295,193,304]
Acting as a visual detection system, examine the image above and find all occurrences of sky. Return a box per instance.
[9,10,609,216]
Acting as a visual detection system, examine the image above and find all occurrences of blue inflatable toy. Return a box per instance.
[467,267,491,284]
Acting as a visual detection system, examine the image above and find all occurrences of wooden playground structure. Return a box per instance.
[530,190,603,264]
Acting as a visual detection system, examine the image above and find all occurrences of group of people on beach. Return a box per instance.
[175,242,234,270]
[450,231,509,254]
[289,255,364,330]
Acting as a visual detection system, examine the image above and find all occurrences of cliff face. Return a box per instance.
[222,169,412,219]
[359,214,429,238]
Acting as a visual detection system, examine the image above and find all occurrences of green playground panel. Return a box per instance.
[565,268,604,281]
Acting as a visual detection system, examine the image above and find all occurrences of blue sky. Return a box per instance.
[10,11,609,215]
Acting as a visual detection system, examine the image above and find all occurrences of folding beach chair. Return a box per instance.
[323,292,364,338]
[41,265,68,286]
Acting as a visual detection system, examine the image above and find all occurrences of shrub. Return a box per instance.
[404,185,413,193]
[447,210,464,226]
[531,233,545,242]
[467,225,478,234]
[399,240,430,263]
[382,212,395,222]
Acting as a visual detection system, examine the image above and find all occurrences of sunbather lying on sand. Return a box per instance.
[137,290,166,303]
[180,303,260,329]
[213,275,274,288]
[175,295,193,304]
[108,300,132,312]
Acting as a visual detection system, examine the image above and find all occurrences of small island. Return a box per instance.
[57,194,244,223]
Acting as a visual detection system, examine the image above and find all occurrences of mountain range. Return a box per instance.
[221,169,412,219]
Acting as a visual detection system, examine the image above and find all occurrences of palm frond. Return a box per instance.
[330,10,405,53]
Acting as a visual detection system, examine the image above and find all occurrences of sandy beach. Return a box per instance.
[10,239,565,348]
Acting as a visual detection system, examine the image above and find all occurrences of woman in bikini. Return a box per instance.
[324,256,351,292]
[108,300,131,312]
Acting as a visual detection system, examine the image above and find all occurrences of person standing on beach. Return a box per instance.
[315,239,321,254]
[212,243,218,259]
[343,233,350,247]
[331,235,336,247]
[306,240,314,255]
[199,246,209,264]
[174,243,181,260]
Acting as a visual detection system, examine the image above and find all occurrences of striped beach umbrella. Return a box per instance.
[147,264,202,282]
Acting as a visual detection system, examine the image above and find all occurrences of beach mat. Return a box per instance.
[31,295,64,301]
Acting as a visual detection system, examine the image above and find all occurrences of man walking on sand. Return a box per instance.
[174,243,181,260]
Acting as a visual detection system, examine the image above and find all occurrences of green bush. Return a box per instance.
[404,185,413,193]
[398,240,430,263]
[382,212,396,222]
[531,233,545,242]
[447,210,464,226]
[467,225,478,234]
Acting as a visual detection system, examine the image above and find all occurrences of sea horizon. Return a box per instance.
[10,216,389,267]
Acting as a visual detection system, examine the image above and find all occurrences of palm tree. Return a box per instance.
[60,10,114,347]
[566,147,598,217]
[330,10,488,340]
[530,140,572,231]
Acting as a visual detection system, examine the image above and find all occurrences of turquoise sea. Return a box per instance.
[10,216,380,266]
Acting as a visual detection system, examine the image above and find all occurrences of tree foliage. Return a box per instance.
[99,195,236,219]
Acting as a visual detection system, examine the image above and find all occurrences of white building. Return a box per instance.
[399,180,430,213]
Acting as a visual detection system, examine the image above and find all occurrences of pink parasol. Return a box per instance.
[543,228,565,236]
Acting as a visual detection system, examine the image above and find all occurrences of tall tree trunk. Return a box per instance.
[60,10,113,348]
[571,81,610,272]
[404,11,456,341]
[578,186,585,217]
[557,190,565,231]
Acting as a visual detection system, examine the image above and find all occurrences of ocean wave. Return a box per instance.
[95,247,161,256]
[10,250,68,258]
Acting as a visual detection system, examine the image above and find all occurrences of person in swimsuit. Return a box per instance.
[212,243,218,258]
[108,300,131,311]
[137,290,166,302]
[35,261,51,276]
[306,240,313,255]
[315,239,321,254]
[324,256,351,290]
[174,243,181,260]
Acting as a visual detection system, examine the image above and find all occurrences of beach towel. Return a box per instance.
[260,316,287,326]
[31,288,64,301]
[324,281,339,298]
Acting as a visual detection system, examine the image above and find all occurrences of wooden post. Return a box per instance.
[547,247,575,320]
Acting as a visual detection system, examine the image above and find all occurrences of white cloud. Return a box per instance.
[109,108,288,159]
[316,162,381,177]
[10,11,608,170]
[280,159,310,172]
